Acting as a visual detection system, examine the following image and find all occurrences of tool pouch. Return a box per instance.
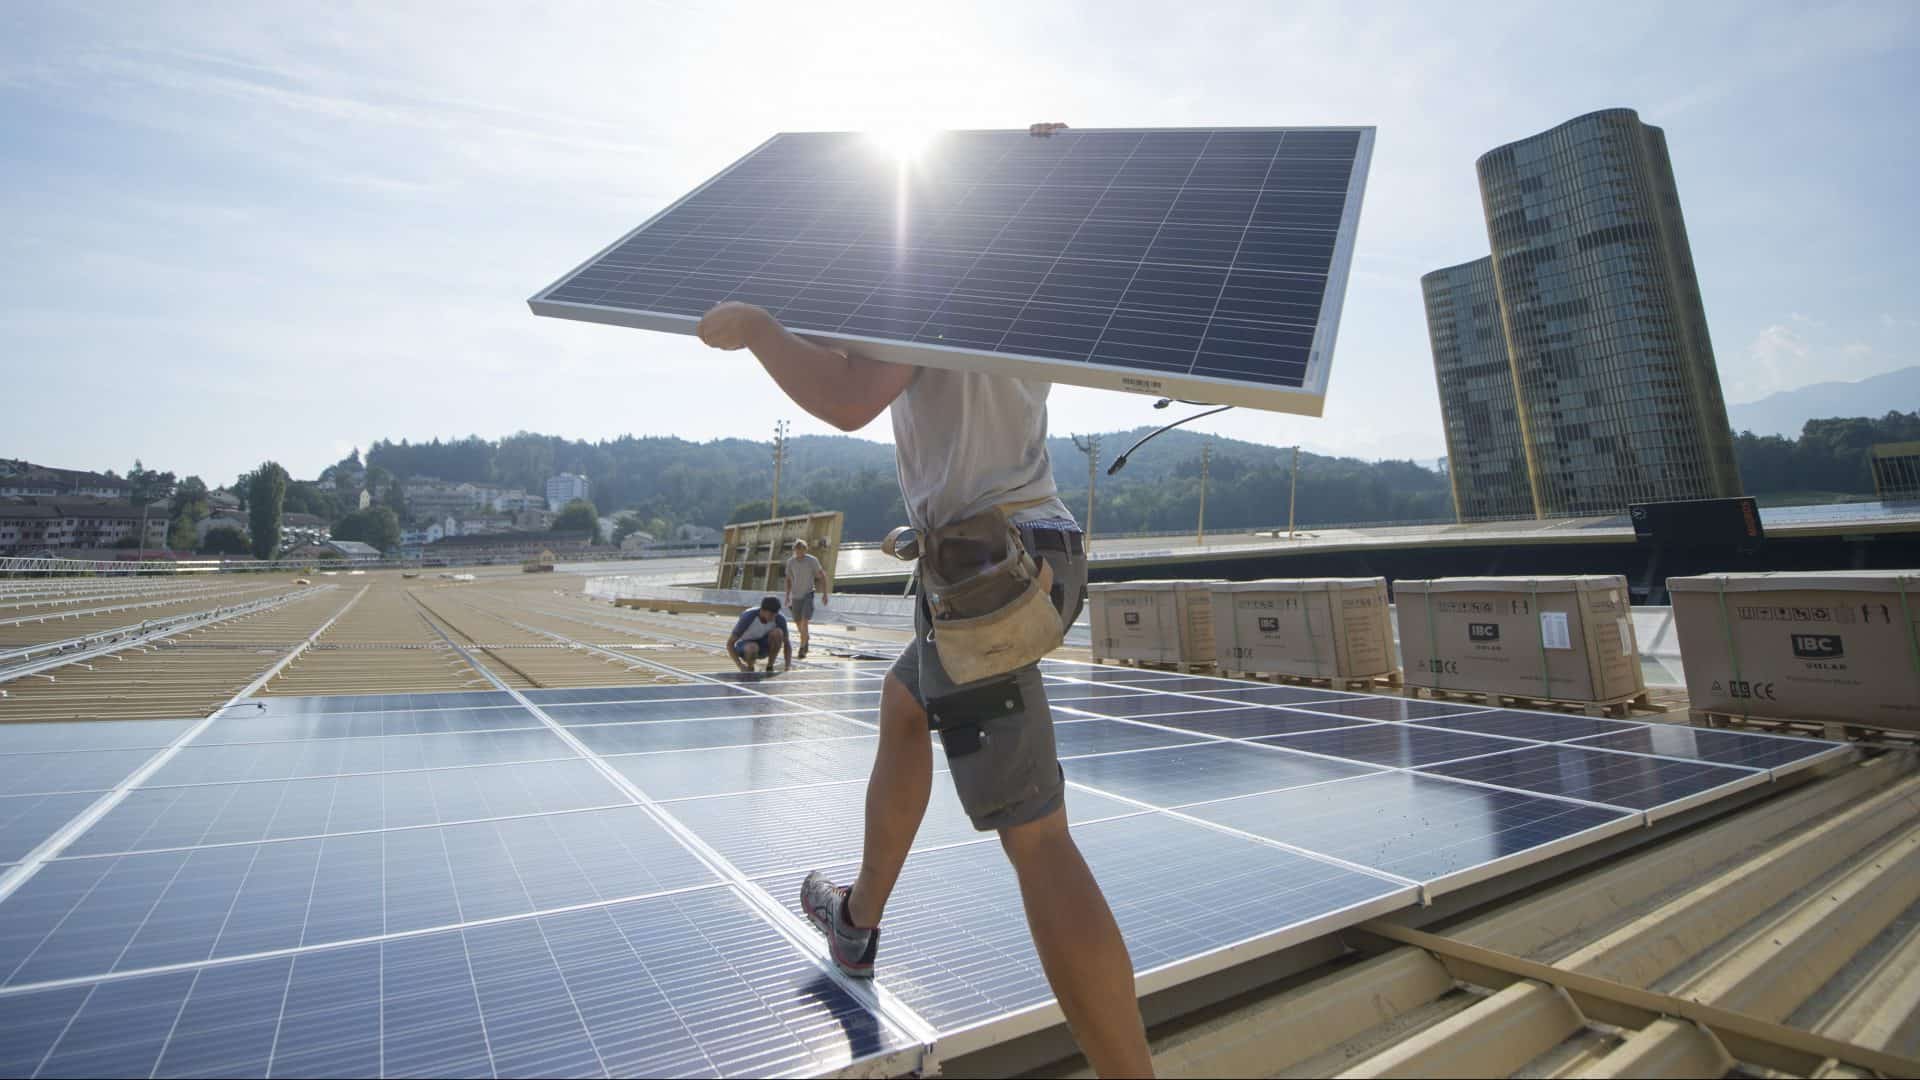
[920,506,1065,685]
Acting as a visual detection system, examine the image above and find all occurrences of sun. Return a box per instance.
[870,126,938,164]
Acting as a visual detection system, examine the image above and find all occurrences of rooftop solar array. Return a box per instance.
[0,659,1847,1076]
[531,127,1375,415]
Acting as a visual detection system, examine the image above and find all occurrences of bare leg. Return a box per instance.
[1001,809,1153,1078]
[846,674,933,928]
[738,642,759,672]
[797,617,810,655]
[764,629,785,671]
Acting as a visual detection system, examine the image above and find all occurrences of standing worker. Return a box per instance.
[784,539,829,659]
[697,291,1154,1077]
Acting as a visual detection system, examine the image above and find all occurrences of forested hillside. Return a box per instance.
[353,410,1919,541]
[362,429,1450,540]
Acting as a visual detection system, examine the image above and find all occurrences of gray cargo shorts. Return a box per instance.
[791,591,816,621]
[889,526,1087,832]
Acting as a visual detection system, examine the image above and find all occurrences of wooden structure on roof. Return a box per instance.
[716,511,842,593]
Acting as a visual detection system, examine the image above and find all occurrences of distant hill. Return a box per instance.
[1729,366,1920,438]
[361,428,1449,541]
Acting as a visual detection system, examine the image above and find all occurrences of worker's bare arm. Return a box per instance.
[698,303,916,432]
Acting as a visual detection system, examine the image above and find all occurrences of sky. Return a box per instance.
[3,1,1915,485]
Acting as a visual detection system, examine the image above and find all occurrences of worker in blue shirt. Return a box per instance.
[727,596,792,673]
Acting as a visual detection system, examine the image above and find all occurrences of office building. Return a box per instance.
[1421,257,1534,521]
[1423,108,1743,520]
[546,473,591,507]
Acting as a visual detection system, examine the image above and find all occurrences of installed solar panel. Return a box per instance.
[1053,717,1212,757]
[0,792,99,862]
[610,735,884,801]
[144,728,579,786]
[0,719,191,754]
[1254,722,1526,768]
[1063,741,1380,805]
[1567,725,1848,777]
[0,887,914,1078]
[0,749,157,797]
[0,808,720,985]
[66,760,629,855]
[1418,744,1768,821]
[1182,771,1638,894]
[532,127,1373,414]
[771,813,1411,1053]
[0,665,1850,1077]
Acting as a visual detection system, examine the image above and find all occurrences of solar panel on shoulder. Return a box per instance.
[530,127,1374,414]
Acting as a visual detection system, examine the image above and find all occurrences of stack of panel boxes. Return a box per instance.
[1087,581,1220,668]
[1393,575,1645,706]
[1208,578,1400,683]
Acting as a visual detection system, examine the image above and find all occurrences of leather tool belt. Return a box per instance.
[915,505,1068,685]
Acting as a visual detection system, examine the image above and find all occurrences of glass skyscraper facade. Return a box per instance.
[1424,108,1743,521]
[1422,257,1533,520]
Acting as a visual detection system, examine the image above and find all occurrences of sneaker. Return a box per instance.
[800,871,878,978]
[797,646,810,659]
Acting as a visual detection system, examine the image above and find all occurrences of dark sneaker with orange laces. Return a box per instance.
[800,871,878,978]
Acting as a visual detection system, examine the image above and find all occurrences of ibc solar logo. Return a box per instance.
[1791,633,1843,659]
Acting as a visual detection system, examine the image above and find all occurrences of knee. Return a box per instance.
[768,628,786,645]
[880,674,928,735]
[998,806,1071,862]
[741,642,759,657]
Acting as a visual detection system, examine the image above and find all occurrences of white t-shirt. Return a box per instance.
[786,553,823,595]
[889,367,1073,531]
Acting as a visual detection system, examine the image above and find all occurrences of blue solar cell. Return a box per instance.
[1411,709,1648,743]
[1054,693,1242,720]
[1054,719,1212,758]
[771,813,1408,1037]
[68,760,630,856]
[1183,771,1637,887]
[229,691,517,715]
[1183,683,1358,706]
[144,729,578,786]
[1418,744,1765,816]
[0,888,912,1078]
[201,704,542,743]
[753,690,885,712]
[0,791,98,862]
[1286,697,1487,722]
[546,696,810,725]
[571,714,871,756]
[1064,742,1379,806]
[611,736,883,801]
[0,807,717,986]
[1253,723,1525,768]
[663,773,1143,880]
[521,683,748,705]
[0,749,156,797]
[0,719,191,754]
[1123,706,1371,740]
[1566,726,1845,775]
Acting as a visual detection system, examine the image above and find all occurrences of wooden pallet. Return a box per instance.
[1222,669,1405,694]
[1403,684,1660,719]
[1688,709,1920,746]
[1093,656,1217,675]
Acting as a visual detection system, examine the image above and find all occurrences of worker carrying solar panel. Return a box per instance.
[695,171,1157,1070]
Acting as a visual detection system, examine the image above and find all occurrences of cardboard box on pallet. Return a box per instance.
[1088,581,1220,665]
[1668,571,1920,731]
[1208,578,1399,680]
[1395,576,1644,703]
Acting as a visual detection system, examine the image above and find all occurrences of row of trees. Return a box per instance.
[110,408,1915,561]
[1734,411,1920,498]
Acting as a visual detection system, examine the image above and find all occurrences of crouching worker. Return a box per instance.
[727,596,792,674]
